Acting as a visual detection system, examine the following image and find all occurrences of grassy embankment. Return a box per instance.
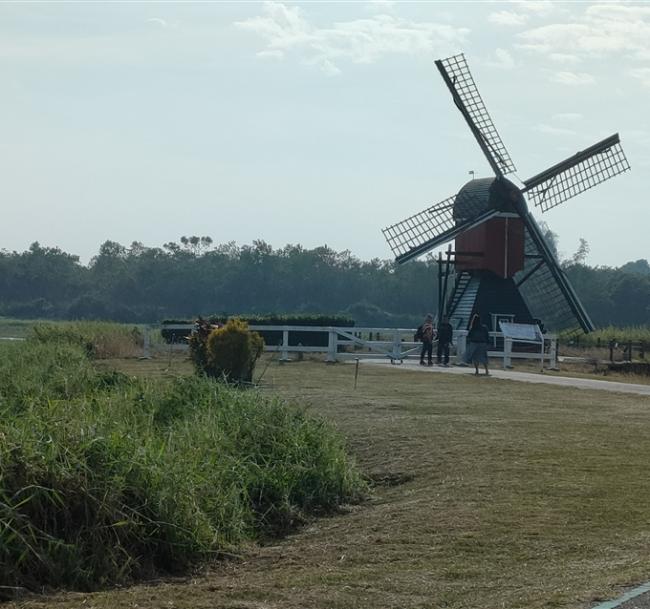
[0,324,364,595]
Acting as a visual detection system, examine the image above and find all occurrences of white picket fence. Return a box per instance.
[159,324,558,369]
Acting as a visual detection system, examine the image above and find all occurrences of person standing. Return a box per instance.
[465,314,490,376]
[417,314,435,366]
[436,315,453,367]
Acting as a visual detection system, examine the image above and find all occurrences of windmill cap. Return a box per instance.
[453,176,527,221]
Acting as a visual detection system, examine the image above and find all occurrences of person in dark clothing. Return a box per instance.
[465,314,490,376]
[436,315,453,366]
[416,314,435,366]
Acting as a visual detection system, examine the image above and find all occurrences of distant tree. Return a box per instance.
[619,259,650,276]
[538,221,560,260]
[179,235,213,256]
[610,274,650,326]
[571,238,590,265]
[2,234,649,327]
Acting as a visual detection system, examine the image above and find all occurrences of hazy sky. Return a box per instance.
[1,1,648,267]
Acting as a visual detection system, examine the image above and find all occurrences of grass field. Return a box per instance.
[8,354,650,609]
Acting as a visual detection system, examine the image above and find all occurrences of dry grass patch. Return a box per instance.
[9,359,650,609]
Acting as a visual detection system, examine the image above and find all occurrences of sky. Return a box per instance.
[1,1,649,268]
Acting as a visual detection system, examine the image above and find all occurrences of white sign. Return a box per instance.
[499,322,543,343]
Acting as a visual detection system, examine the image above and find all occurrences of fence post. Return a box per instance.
[392,330,402,363]
[326,328,337,363]
[142,326,151,359]
[503,337,512,369]
[640,342,645,360]
[549,337,558,370]
[280,328,290,362]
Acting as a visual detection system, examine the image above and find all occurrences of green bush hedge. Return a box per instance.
[161,314,355,347]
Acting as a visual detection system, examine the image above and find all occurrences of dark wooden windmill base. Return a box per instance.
[447,270,536,332]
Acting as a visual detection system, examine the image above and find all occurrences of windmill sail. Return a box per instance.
[514,213,594,333]
[435,54,516,177]
[382,192,497,264]
[522,134,630,212]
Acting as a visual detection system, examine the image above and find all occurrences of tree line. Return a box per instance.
[1,237,649,328]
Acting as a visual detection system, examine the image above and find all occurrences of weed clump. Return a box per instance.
[0,340,364,593]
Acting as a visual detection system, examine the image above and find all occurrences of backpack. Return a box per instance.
[414,325,424,341]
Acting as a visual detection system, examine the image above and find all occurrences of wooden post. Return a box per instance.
[326,328,337,363]
[437,252,443,320]
[503,337,512,369]
[142,326,151,359]
[280,328,290,362]
[549,337,558,370]
[391,330,402,363]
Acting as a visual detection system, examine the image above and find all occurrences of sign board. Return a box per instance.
[499,322,543,343]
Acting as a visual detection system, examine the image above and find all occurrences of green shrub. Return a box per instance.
[190,319,264,383]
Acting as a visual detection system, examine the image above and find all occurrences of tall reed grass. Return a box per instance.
[562,325,650,348]
[0,333,364,593]
[30,321,144,359]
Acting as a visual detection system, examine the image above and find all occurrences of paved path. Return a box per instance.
[361,359,650,397]
[591,582,650,609]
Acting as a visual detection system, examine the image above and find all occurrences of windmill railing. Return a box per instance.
[157,323,558,369]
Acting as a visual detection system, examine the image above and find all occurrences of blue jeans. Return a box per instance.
[420,341,433,363]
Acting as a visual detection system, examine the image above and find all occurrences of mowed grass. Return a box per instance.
[10,357,650,609]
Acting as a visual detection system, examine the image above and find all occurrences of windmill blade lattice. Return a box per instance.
[514,216,594,333]
[523,134,630,213]
[382,192,495,263]
[436,54,516,176]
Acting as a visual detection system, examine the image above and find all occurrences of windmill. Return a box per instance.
[382,54,630,333]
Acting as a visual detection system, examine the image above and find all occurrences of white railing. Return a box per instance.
[160,324,558,369]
